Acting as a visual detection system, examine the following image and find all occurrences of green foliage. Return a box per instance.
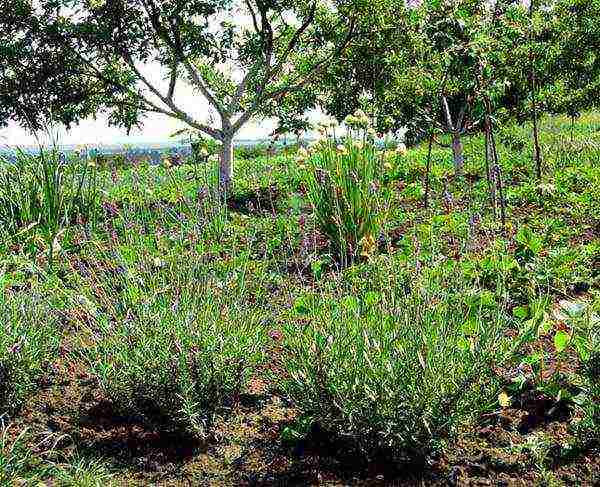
[279,262,513,456]
[566,298,600,438]
[302,123,393,265]
[75,257,267,437]
[542,0,600,119]
[0,292,59,415]
[0,114,598,482]
[0,145,99,264]
[515,225,543,263]
[234,143,274,161]
[0,421,114,486]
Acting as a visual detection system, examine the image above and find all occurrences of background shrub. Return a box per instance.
[0,145,99,264]
[303,136,392,266]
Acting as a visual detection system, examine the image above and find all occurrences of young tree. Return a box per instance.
[542,0,600,140]
[314,0,496,177]
[0,0,354,193]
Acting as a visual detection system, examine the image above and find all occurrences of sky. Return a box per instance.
[0,55,281,147]
[0,114,278,147]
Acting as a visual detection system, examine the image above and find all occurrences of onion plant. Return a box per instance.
[0,144,99,266]
[302,113,393,266]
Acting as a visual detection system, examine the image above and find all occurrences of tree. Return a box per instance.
[314,0,501,177]
[0,0,354,193]
[542,0,600,141]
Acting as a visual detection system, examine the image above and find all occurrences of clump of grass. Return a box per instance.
[73,252,267,437]
[0,419,113,486]
[570,298,600,441]
[301,116,393,266]
[279,259,514,457]
[0,293,60,415]
[0,423,56,483]
[0,143,99,265]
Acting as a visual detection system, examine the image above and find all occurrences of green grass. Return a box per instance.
[0,112,599,483]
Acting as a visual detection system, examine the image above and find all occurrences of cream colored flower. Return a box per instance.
[498,391,511,408]
[537,183,556,195]
[344,114,356,126]
[359,233,377,258]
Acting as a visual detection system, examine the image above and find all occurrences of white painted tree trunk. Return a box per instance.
[219,135,234,194]
[452,133,464,176]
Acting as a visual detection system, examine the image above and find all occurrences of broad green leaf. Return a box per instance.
[554,330,570,353]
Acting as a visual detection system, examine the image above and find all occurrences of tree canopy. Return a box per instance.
[0,0,355,189]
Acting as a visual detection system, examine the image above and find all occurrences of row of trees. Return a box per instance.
[1,0,599,192]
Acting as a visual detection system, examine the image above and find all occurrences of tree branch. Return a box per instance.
[167,61,178,99]
[268,1,317,80]
[441,96,455,132]
[232,16,356,132]
[139,0,227,120]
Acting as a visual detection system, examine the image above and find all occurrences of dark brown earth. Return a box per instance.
[12,319,600,487]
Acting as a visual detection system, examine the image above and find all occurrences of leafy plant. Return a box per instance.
[0,292,60,415]
[279,262,514,457]
[302,117,393,266]
[0,145,99,265]
[515,225,544,263]
[0,419,113,486]
[75,257,266,437]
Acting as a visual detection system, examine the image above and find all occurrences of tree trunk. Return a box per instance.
[451,133,464,176]
[531,90,542,179]
[484,121,497,219]
[490,128,507,236]
[219,135,234,195]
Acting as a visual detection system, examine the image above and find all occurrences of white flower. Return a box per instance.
[537,183,556,195]
[396,143,407,156]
